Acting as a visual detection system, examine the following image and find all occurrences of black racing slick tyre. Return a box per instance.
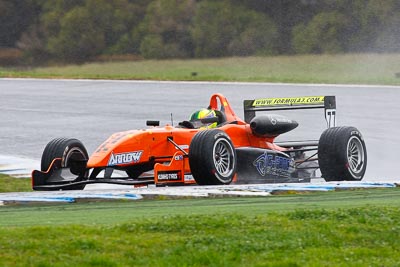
[41,137,89,189]
[318,127,367,181]
[189,129,236,185]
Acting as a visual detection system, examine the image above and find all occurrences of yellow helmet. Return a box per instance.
[189,109,218,129]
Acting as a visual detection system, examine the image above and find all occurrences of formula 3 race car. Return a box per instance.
[32,93,367,190]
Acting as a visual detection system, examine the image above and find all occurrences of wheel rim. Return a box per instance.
[347,136,365,176]
[213,139,234,178]
[63,147,87,167]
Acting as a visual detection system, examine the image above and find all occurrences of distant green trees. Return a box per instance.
[292,11,349,54]
[292,0,400,54]
[16,0,149,63]
[0,0,399,64]
[0,0,38,47]
[139,0,196,58]
[191,0,277,57]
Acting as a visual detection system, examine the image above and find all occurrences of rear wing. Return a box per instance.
[243,96,336,128]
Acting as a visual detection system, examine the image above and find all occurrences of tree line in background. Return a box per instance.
[1,0,399,64]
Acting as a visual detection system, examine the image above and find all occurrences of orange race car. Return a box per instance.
[32,93,367,190]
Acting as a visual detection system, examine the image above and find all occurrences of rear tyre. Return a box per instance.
[189,129,236,185]
[41,137,89,190]
[318,127,367,181]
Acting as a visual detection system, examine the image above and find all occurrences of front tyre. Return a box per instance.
[41,137,89,190]
[189,129,236,185]
[318,127,367,181]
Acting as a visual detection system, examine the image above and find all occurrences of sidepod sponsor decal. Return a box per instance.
[252,96,324,107]
[108,151,143,166]
[253,152,293,178]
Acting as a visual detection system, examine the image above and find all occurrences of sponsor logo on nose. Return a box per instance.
[108,151,143,166]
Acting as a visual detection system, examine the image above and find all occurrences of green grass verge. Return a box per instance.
[1,188,400,266]
[0,173,32,193]
[1,54,400,85]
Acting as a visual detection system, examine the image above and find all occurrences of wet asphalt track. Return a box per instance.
[0,78,399,181]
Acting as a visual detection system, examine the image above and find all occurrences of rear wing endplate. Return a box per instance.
[243,96,336,128]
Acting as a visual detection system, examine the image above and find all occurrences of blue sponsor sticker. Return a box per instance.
[253,151,292,178]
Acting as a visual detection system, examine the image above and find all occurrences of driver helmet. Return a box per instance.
[189,108,218,129]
